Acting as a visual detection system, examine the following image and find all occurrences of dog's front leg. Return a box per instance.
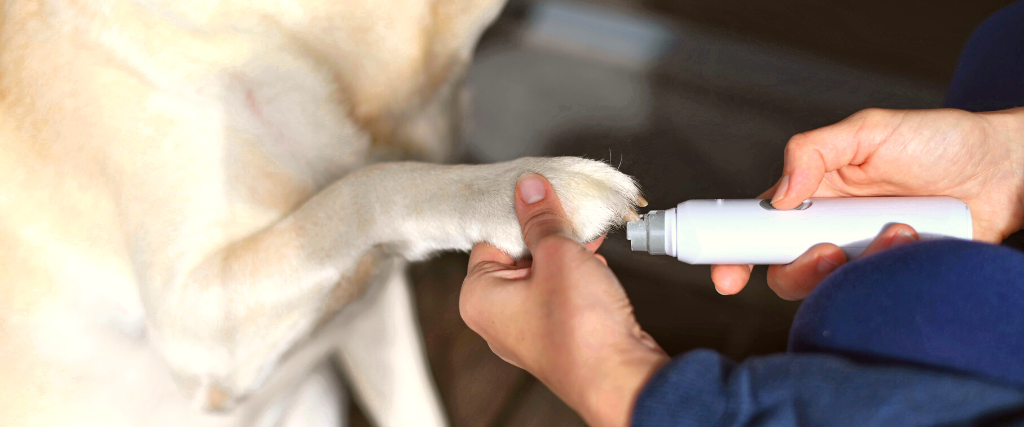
[145,157,641,411]
[330,257,447,427]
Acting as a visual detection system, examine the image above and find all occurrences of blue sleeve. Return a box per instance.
[631,350,1024,427]
[943,0,1024,112]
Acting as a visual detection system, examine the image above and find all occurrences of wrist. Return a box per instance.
[985,106,1024,158]
[982,107,1024,230]
[570,345,669,427]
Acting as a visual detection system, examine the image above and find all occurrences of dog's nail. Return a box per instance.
[637,195,649,207]
[624,211,640,222]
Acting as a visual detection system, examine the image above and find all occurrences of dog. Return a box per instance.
[0,0,643,425]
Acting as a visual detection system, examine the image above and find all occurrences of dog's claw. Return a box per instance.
[637,195,648,208]
[624,210,640,222]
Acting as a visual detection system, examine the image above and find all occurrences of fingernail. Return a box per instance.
[816,254,840,274]
[891,229,919,247]
[771,175,790,206]
[518,174,546,204]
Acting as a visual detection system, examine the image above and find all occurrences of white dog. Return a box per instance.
[0,0,642,425]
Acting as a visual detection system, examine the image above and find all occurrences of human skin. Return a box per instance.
[712,107,1024,299]
[459,173,925,426]
[460,174,668,427]
[461,107,1024,426]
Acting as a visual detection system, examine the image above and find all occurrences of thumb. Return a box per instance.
[515,173,575,250]
[770,109,893,209]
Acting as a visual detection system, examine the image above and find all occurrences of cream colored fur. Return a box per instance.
[0,0,642,425]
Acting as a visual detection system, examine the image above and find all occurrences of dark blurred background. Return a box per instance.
[360,1,1020,425]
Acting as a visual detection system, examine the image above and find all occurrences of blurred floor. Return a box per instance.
[354,0,1020,425]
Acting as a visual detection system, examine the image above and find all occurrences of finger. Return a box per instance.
[467,241,516,272]
[767,243,847,300]
[487,342,523,369]
[465,243,525,286]
[771,109,898,209]
[513,257,533,269]
[707,183,782,297]
[595,254,608,266]
[860,223,919,258]
[759,171,846,204]
[636,330,666,355]
[710,264,754,295]
[515,173,575,250]
[757,181,781,200]
[460,265,525,341]
[584,234,607,253]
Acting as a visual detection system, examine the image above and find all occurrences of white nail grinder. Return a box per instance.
[625,197,973,265]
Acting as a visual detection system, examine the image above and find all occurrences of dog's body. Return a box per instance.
[0,1,641,425]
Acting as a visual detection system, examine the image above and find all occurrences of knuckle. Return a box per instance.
[785,133,812,155]
[766,266,801,300]
[458,281,483,323]
[853,107,891,124]
[524,215,570,241]
[765,267,785,290]
[465,261,493,278]
[458,293,481,328]
[525,208,566,228]
[531,234,575,259]
[857,107,884,117]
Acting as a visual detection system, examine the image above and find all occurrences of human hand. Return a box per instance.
[460,173,668,427]
[713,107,1024,298]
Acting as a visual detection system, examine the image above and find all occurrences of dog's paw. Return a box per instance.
[482,157,644,258]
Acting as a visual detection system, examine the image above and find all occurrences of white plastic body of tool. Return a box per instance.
[625,197,973,264]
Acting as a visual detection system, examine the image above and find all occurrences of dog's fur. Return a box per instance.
[0,0,642,425]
